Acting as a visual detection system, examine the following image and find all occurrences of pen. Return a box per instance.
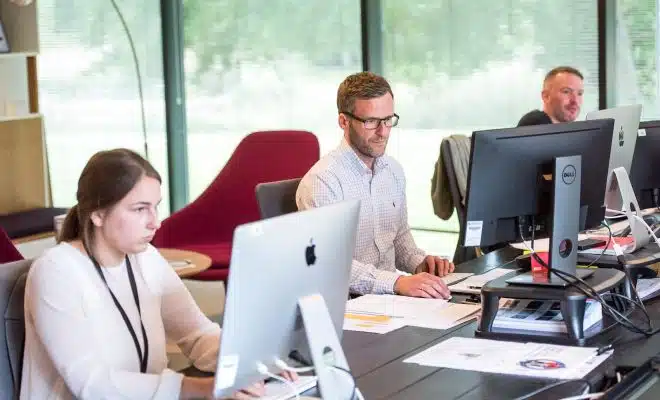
[468,286,482,290]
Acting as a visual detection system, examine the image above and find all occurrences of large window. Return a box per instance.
[183,0,362,199]
[382,0,600,232]
[614,0,659,120]
[38,0,169,215]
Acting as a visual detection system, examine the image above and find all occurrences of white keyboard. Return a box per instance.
[261,375,318,400]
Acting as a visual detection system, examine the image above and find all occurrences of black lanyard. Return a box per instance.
[86,247,149,373]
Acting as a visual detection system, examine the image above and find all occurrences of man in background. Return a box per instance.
[517,66,584,126]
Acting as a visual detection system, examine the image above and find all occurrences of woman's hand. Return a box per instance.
[231,370,299,399]
[181,371,300,399]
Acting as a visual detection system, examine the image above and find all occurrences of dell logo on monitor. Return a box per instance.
[305,239,317,266]
[561,165,576,185]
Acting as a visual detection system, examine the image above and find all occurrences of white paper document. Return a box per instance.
[344,295,480,333]
[636,278,660,301]
[492,299,603,333]
[343,312,406,334]
[449,268,518,294]
[404,337,612,380]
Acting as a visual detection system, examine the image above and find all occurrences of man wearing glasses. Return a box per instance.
[296,72,454,299]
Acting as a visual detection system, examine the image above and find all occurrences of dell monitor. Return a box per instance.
[629,120,660,209]
[213,200,360,399]
[463,119,614,285]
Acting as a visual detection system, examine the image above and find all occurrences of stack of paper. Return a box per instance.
[492,299,603,333]
[449,268,518,294]
[637,278,660,301]
[344,294,480,333]
[404,337,612,380]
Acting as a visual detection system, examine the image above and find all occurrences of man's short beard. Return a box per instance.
[348,123,385,159]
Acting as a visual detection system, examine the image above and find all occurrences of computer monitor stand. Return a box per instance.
[298,294,356,399]
[476,156,628,346]
[605,167,650,252]
[507,155,593,286]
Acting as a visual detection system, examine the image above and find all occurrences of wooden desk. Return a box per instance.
[158,248,212,278]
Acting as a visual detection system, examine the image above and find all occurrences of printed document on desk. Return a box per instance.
[404,337,612,380]
[343,311,406,334]
[344,294,480,332]
[449,268,518,294]
[492,299,603,333]
[637,278,660,301]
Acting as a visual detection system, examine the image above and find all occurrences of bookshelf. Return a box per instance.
[0,1,48,214]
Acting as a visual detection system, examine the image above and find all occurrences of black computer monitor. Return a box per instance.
[463,119,614,249]
[629,120,660,209]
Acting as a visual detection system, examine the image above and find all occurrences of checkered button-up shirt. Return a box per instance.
[296,139,426,295]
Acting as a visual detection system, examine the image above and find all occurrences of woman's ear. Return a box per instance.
[90,210,105,227]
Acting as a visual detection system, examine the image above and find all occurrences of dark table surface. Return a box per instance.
[338,247,660,399]
[186,246,660,398]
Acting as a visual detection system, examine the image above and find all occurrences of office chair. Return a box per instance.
[152,130,319,281]
[255,178,302,219]
[0,228,23,264]
[0,259,31,399]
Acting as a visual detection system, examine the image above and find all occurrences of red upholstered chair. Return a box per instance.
[152,130,320,281]
[0,227,23,264]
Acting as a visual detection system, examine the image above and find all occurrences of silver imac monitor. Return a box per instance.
[213,200,360,399]
[585,104,642,216]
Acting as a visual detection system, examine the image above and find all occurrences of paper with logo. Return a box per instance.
[344,295,480,332]
[404,337,612,379]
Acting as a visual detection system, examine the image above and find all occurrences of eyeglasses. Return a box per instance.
[341,111,400,130]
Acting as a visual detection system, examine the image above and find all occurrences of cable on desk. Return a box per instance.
[512,378,591,400]
[329,365,364,400]
[558,392,605,400]
[257,362,300,400]
[516,220,658,349]
[276,356,364,400]
[582,222,612,268]
[606,208,660,249]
